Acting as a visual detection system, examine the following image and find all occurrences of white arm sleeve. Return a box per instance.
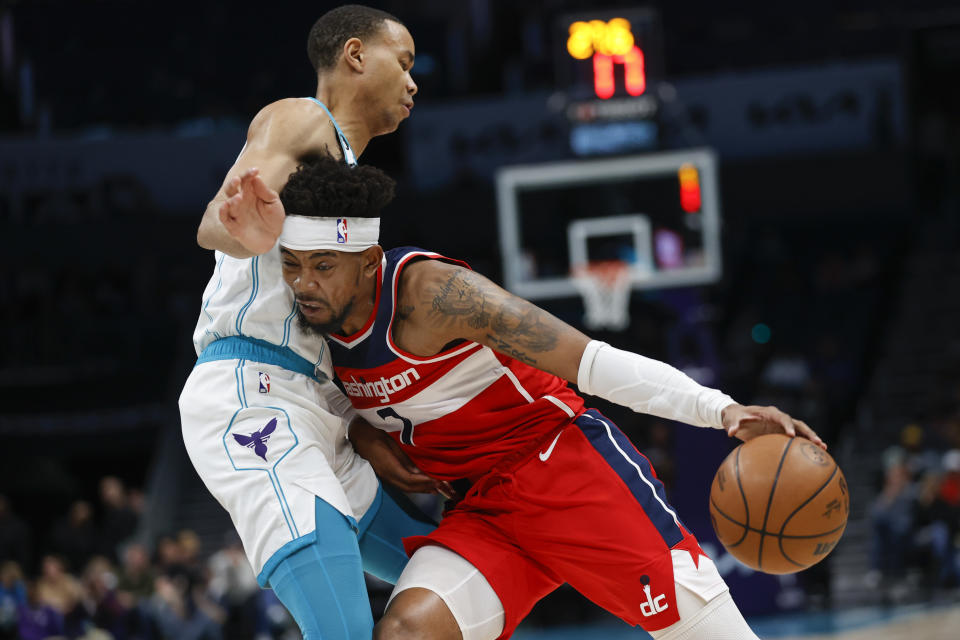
[577,340,736,429]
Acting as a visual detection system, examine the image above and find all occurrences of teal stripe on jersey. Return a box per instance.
[221,372,299,541]
[281,298,297,347]
[269,424,302,539]
[233,359,245,408]
[203,253,227,325]
[305,98,357,166]
[196,336,321,382]
[267,470,298,539]
[235,256,260,333]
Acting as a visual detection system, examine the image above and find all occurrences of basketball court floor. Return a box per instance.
[513,603,960,639]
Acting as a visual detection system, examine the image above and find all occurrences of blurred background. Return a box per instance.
[1,0,959,638]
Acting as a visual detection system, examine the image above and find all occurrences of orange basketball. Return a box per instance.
[708,434,849,574]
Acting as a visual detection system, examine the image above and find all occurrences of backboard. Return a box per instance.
[495,148,722,301]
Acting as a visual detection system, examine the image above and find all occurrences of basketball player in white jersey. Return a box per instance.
[178,6,438,639]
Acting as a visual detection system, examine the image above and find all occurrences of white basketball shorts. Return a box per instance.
[179,358,379,579]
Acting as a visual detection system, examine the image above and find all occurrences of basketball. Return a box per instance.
[709,434,849,574]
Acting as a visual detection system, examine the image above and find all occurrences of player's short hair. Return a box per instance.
[307,4,403,72]
[280,153,396,219]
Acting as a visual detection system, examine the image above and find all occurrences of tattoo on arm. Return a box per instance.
[484,335,537,366]
[430,271,491,329]
[491,301,558,352]
[428,268,560,362]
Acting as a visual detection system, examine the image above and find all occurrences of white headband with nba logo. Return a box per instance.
[279,216,380,252]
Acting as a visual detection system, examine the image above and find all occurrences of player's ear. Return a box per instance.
[344,37,364,72]
[360,245,383,277]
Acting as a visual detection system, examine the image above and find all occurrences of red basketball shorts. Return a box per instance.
[403,409,716,638]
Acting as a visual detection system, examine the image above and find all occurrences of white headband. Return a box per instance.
[280,215,380,252]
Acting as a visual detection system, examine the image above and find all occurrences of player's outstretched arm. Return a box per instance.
[400,260,825,449]
[197,99,339,258]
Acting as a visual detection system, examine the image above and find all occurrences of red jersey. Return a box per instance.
[330,252,712,639]
[328,247,585,481]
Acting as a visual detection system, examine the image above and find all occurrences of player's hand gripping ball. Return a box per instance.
[709,434,849,574]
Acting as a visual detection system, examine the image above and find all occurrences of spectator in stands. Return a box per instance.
[117,543,155,602]
[0,496,30,570]
[915,450,960,588]
[17,580,64,640]
[156,534,191,582]
[35,554,85,635]
[899,423,942,480]
[116,544,155,640]
[98,477,139,561]
[35,555,82,614]
[207,535,260,640]
[149,573,223,640]
[177,530,203,577]
[867,450,917,591]
[50,500,98,574]
[0,562,26,640]
[82,555,127,639]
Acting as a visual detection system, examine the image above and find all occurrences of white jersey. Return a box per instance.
[192,243,333,376]
[181,99,377,581]
[192,97,357,379]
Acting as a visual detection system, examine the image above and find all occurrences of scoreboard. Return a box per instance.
[559,10,663,101]
[555,9,665,156]
[494,11,722,318]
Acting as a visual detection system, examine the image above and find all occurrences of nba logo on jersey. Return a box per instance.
[258,372,270,394]
[337,219,348,244]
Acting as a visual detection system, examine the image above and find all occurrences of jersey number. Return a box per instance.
[376,407,415,446]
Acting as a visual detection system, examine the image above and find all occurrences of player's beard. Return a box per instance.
[296,298,354,337]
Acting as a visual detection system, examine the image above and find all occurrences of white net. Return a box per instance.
[571,261,632,331]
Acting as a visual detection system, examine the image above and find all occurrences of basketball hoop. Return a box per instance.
[571,260,632,330]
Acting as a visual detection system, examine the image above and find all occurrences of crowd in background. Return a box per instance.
[0,477,304,640]
[869,416,960,601]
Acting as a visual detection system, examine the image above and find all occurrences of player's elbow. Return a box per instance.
[197,223,214,250]
[197,206,218,249]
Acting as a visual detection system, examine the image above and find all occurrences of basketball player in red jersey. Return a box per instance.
[276,155,826,640]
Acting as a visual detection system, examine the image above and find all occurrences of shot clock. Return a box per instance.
[555,8,665,156]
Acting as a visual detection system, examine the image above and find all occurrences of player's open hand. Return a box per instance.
[722,404,826,450]
[348,418,457,499]
[218,167,285,255]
